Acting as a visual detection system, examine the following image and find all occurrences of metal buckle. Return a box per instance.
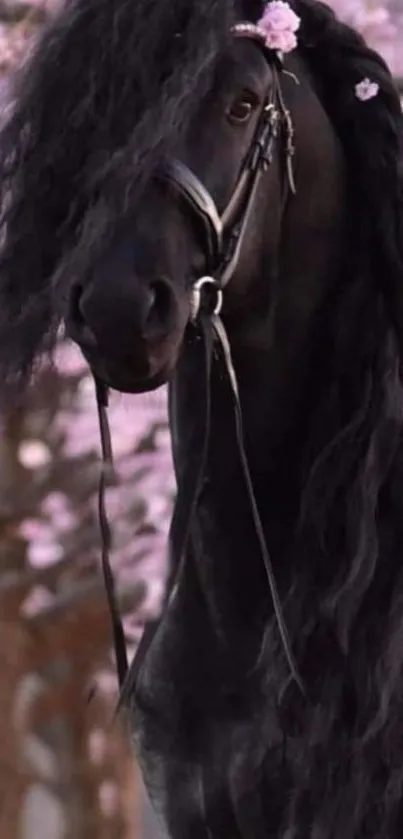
[190,276,223,322]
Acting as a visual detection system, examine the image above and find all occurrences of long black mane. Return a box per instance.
[293,0,403,642]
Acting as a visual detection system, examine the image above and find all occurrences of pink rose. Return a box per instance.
[260,1,301,34]
[234,2,301,57]
[264,29,298,53]
[258,1,301,54]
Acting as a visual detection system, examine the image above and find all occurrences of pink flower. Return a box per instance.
[355,77,380,102]
[262,28,298,53]
[234,2,300,56]
[259,1,301,54]
[259,1,300,34]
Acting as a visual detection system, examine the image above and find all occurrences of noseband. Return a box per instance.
[95,33,307,714]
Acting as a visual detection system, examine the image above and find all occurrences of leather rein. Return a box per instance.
[94,34,307,712]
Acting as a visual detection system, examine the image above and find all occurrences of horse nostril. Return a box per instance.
[69,283,98,349]
[144,278,175,340]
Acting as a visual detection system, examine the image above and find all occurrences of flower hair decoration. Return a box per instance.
[234,1,301,60]
[355,77,380,102]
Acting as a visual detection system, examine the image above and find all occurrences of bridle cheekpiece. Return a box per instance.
[160,2,300,323]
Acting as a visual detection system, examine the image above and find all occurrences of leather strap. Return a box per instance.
[162,159,223,269]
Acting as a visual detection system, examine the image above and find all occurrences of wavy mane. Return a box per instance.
[294,0,403,640]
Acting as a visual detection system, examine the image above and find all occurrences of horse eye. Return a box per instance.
[227,94,256,124]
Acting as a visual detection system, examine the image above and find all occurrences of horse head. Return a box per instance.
[64,6,346,399]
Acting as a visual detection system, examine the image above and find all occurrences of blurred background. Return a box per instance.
[0,1,401,837]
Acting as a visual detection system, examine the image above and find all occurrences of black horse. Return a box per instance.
[1,0,403,836]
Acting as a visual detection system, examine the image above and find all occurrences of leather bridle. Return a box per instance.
[158,49,297,321]
[94,33,307,714]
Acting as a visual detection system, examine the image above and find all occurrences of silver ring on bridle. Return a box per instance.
[189,276,223,322]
